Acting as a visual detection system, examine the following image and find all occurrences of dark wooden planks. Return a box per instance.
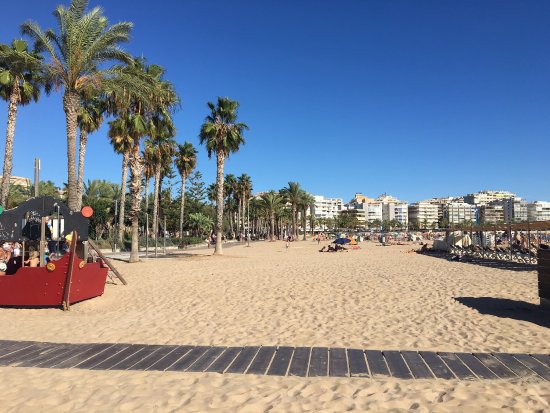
[438,352,476,380]
[473,353,516,379]
[492,353,537,378]
[531,354,550,369]
[166,346,210,371]
[53,344,116,369]
[16,345,75,367]
[383,351,412,379]
[114,345,164,371]
[308,347,328,377]
[329,348,348,377]
[512,354,550,381]
[246,346,276,375]
[401,351,434,379]
[347,349,369,377]
[147,346,195,371]
[76,344,129,369]
[419,352,455,379]
[0,343,55,366]
[267,347,294,376]
[365,350,390,377]
[186,347,225,372]
[456,353,497,379]
[225,346,260,374]
[288,347,310,377]
[90,345,146,370]
[0,341,34,358]
[206,347,242,373]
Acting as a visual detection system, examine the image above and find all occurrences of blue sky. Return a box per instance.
[1,0,549,203]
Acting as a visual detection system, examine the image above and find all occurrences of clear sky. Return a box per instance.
[1,0,549,203]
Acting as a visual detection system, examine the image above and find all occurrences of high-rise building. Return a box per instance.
[502,198,528,223]
[312,195,343,220]
[464,190,516,206]
[478,202,505,224]
[443,203,477,224]
[408,202,438,227]
[382,202,409,226]
[527,201,550,222]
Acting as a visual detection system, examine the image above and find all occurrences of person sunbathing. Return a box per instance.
[319,246,326,252]
[327,245,336,252]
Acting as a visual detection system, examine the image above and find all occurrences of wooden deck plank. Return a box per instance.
[456,353,497,379]
[76,345,129,369]
[110,345,164,371]
[383,351,412,379]
[225,347,260,374]
[531,354,550,369]
[53,344,116,369]
[419,352,455,379]
[246,346,277,375]
[401,351,434,379]
[267,347,294,376]
[36,344,92,368]
[365,350,390,377]
[288,347,311,377]
[308,347,329,377]
[205,347,242,373]
[512,354,550,381]
[473,353,516,379]
[16,345,74,367]
[438,352,476,380]
[148,346,195,371]
[329,348,348,377]
[347,349,369,377]
[0,343,55,366]
[492,353,537,378]
[186,347,226,372]
[0,341,34,358]
[90,345,147,370]
[166,346,210,371]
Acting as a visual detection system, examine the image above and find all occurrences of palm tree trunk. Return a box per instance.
[179,172,186,241]
[152,165,161,249]
[118,151,129,245]
[63,91,80,211]
[291,205,297,239]
[128,142,143,262]
[302,208,307,240]
[214,152,225,255]
[1,83,20,207]
[76,129,88,210]
[270,213,275,241]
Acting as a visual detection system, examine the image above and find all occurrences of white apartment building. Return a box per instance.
[408,202,438,227]
[443,202,477,224]
[382,202,408,226]
[478,202,505,224]
[502,198,528,223]
[464,190,516,206]
[527,201,550,222]
[312,195,343,220]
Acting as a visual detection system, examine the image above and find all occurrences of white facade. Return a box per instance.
[528,201,550,222]
[312,195,343,220]
[443,202,477,224]
[382,202,408,226]
[502,198,528,223]
[464,190,516,206]
[408,202,439,227]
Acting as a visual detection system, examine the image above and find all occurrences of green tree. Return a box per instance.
[188,212,213,237]
[187,170,206,203]
[281,182,302,238]
[199,97,249,255]
[298,191,315,240]
[174,142,197,240]
[22,0,133,210]
[259,191,283,241]
[0,39,45,207]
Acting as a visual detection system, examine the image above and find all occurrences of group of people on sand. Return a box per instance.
[319,244,348,252]
[0,233,73,276]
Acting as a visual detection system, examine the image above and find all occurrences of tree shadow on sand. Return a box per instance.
[455,297,550,329]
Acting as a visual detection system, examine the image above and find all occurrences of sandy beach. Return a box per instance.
[0,240,549,412]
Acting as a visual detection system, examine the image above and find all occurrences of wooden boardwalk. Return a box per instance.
[1,340,549,381]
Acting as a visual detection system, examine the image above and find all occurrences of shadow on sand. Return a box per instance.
[455,296,550,329]
[421,251,536,273]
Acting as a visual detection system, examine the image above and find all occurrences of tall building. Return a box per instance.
[425,197,454,222]
[502,198,528,223]
[408,202,438,227]
[382,202,409,226]
[312,195,343,220]
[527,201,550,222]
[478,202,505,224]
[464,190,516,206]
[443,202,477,224]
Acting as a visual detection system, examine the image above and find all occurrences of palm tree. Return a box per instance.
[281,182,302,239]
[0,39,45,207]
[207,183,217,205]
[108,118,134,245]
[22,0,133,210]
[76,95,105,209]
[298,191,315,240]
[259,191,283,241]
[174,142,197,241]
[237,173,252,234]
[199,97,249,255]
[142,143,155,218]
[224,174,237,237]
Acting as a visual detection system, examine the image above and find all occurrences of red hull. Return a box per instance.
[0,254,108,307]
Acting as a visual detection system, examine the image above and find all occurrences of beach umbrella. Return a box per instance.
[333,238,351,245]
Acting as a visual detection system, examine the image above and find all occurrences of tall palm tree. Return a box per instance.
[199,97,249,255]
[281,182,302,239]
[237,173,252,234]
[108,118,134,245]
[174,142,197,240]
[298,191,315,241]
[259,191,283,241]
[224,174,237,237]
[76,95,105,209]
[0,39,45,207]
[142,143,155,219]
[22,0,133,210]
[207,183,217,205]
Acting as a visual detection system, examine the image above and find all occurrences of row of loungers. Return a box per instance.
[449,244,538,264]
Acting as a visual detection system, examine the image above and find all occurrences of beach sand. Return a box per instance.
[0,240,549,411]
